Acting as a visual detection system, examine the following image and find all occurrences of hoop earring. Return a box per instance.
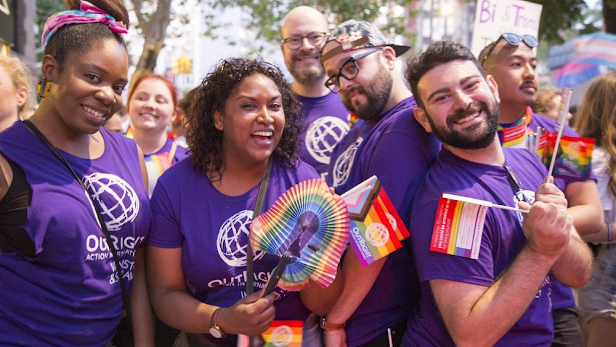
[37,78,50,98]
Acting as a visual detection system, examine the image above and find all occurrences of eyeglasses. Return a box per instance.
[481,33,538,67]
[324,49,381,93]
[281,32,328,50]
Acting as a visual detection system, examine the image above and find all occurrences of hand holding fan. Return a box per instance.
[250,178,350,291]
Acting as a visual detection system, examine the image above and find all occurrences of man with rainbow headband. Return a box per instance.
[480,34,603,347]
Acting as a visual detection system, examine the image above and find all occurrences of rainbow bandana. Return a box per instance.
[42,1,128,48]
[497,107,534,148]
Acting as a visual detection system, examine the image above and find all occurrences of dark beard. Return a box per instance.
[427,101,499,150]
[342,66,393,122]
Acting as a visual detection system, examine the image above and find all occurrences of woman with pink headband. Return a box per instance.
[0,1,153,346]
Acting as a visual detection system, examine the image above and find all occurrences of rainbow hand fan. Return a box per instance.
[250,178,350,291]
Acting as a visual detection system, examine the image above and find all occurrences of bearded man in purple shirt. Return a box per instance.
[402,39,592,347]
[279,6,350,180]
[320,20,440,347]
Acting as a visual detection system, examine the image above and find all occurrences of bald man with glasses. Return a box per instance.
[279,6,350,180]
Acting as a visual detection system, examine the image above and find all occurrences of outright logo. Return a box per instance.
[332,137,363,187]
[217,210,265,267]
[82,172,140,231]
[306,116,350,164]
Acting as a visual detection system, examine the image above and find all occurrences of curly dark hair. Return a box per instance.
[45,0,129,69]
[406,40,485,109]
[186,57,304,182]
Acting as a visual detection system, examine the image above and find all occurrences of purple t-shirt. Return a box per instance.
[327,97,441,346]
[0,121,151,347]
[500,112,587,309]
[143,136,189,195]
[297,92,350,180]
[149,159,319,346]
[404,147,553,347]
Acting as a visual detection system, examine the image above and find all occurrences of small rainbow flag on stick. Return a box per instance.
[342,176,409,266]
[237,321,303,347]
[261,321,303,347]
[430,194,527,259]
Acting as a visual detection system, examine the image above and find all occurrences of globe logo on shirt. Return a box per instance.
[512,190,535,227]
[306,116,350,164]
[271,325,294,346]
[332,137,363,187]
[82,173,140,231]
[217,210,265,267]
[366,223,389,247]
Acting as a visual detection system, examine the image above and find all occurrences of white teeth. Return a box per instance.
[83,106,105,118]
[252,131,273,137]
[455,112,480,125]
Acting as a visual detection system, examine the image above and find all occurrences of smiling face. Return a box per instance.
[280,7,329,86]
[43,38,128,135]
[323,46,393,122]
[483,42,538,111]
[214,73,285,167]
[128,78,177,134]
[0,65,27,124]
[415,59,500,150]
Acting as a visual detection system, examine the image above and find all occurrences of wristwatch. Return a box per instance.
[320,316,345,332]
[209,308,226,338]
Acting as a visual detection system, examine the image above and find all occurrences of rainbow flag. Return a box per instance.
[430,194,489,259]
[261,321,303,347]
[342,176,410,266]
[542,131,595,181]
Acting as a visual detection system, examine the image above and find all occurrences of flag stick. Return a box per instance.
[547,88,573,177]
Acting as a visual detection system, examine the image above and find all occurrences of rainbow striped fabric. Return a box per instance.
[250,179,349,290]
[430,194,489,259]
[554,32,616,87]
[342,176,410,266]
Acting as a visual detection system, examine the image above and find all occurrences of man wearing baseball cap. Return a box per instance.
[320,19,440,347]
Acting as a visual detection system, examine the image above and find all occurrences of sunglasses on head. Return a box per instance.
[481,33,538,67]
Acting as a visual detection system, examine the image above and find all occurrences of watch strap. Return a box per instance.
[209,308,225,337]
[320,316,345,331]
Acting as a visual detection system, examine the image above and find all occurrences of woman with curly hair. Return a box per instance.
[575,70,616,347]
[146,57,343,346]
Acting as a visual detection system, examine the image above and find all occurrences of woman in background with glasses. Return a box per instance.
[575,71,616,347]
[146,57,344,346]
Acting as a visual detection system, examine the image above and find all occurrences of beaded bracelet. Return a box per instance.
[607,219,613,243]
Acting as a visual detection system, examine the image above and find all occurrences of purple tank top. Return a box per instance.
[0,121,151,346]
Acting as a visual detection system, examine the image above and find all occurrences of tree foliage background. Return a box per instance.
[34,0,615,75]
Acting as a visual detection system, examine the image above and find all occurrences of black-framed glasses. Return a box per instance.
[504,165,532,204]
[324,49,381,93]
[281,32,329,50]
[481,33,538,67]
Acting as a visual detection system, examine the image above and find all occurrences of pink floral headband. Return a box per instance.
[42,1,128,49]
